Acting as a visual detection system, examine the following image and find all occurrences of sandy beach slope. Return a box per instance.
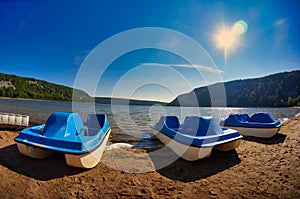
[0,115,299,198]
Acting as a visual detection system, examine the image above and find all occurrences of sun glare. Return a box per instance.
[214,20,248,61]
[216,29,236,49]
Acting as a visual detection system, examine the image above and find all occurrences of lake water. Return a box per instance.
[1,98,299,148]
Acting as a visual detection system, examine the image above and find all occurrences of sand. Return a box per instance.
[0,115,299,198]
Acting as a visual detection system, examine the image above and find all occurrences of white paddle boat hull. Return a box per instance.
[223,126,280,138]
[65,129,111,168]
[214,139,241,151]
[156,132,212,161]
[17,143,53,159]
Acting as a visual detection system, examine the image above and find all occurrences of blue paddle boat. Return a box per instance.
[15,112,111,168]
[222,112,281,138]
[152,116,242,161]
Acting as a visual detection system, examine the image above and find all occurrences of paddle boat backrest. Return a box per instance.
[181,116,201,136]
[164,116,180,130]
[154,116,179,131]
[182,116,223,136]
[248,112,275,123]
[42,112,84,137]
[85,114,106,136]
[235,114,250,122]
[223,114,249,126]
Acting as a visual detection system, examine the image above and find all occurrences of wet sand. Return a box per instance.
[0,115,299,198]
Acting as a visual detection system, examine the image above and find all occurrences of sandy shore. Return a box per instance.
[0,115,299,198]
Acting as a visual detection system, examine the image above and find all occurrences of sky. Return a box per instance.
[0,0,299,102]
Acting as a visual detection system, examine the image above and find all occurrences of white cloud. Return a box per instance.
[274,18,287,26]
[18,11,34,31]
[273,18,288,49]
[140,63,224,73]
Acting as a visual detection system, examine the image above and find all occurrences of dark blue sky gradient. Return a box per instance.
[0,0,299,101]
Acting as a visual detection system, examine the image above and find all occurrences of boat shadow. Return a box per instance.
[149,148,241,182]
[0,144,84,181]
[242,133,286,145]
[0,121,40,131]
[0,127,24,131]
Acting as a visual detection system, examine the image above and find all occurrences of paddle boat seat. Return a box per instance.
[235,114,250,122]
[180,116,223,136]
[248,112,277,123]
[164,116,180,130]
[40,112,83,137]
[84,114,106,136]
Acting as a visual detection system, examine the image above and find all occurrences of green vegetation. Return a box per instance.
[1,70,299,107]
[0,73,91,102]
[95,97,167,106]
[169,70,300,107]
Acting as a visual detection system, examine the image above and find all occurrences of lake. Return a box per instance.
[1,98,299,148]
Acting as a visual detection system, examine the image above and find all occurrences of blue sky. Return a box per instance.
[0,0,299,102]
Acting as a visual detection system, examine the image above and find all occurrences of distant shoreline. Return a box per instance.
[1,97,300,109]
[0,97,72,103]
[1,70,299,107]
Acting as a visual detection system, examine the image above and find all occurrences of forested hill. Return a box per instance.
[0,73,91,102]
[95,97,167,106]
[169,70,300,107]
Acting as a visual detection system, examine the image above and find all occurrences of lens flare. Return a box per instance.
[216,29,236,49]
[232,20,248,36]
[214,20,248,61]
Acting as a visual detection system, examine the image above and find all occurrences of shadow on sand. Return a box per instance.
[0,121,40,132]
[149,147,241,182]
[0,144,84,181]
[242,133,286,145]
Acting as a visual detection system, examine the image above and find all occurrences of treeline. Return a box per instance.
[95,97,167,106]
[1,70,299,107]
[0,73,91,102]
[169,70,300,107]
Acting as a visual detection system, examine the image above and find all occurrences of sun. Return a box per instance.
[214,28,239,61]
[216,29,237,49]
[214,20,248,61]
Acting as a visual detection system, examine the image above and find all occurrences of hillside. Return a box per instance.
[95,97,167,106]
[0,73,91,102]
[2,70,299,107]
[169,70,300,107]
[0,73,167,105]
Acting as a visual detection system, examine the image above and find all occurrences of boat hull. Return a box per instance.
[17,143,53,159]
[65,129,111,168]
[223,126,280,138]
[155,132,212,161]
[214,139,241,151]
